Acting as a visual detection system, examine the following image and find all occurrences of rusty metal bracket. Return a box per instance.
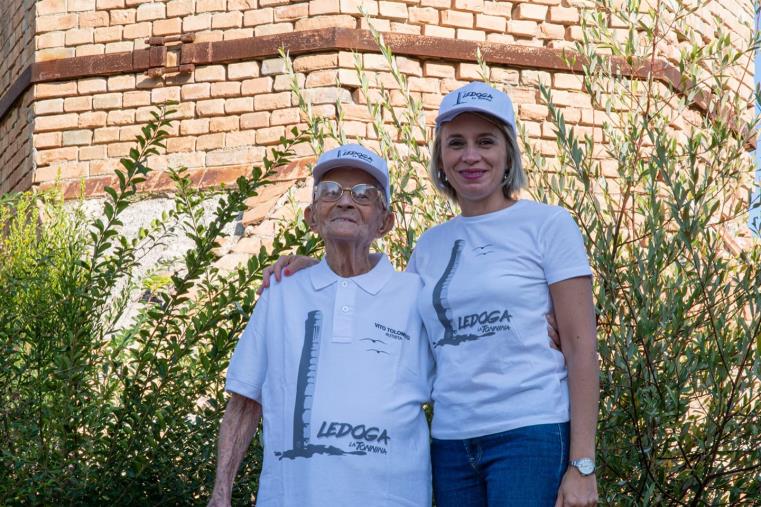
[144,33,196,78]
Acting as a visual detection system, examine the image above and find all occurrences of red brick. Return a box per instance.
[378,1,408,20]
[182,83,211,100]
[38,31,66,49]
[93,126,121,143]
[79,111,108,128]
[454,0,484,11]
[228,62,260,80]
[34,132,62,149]
[181,119,210,135]
[240,112,270,129]
[409,7,439,24]
[184,13,212,31]
[197,99,226,116]
[123,22,152,40]
[123,91,151,107]
[37,14,77,32]
[549,6,579,24]
[225,97,255,113]
[64,96,93,112]
[35,147,78,165]
[211,81,242,97]
[196,133,226,150]
[167,136,197,153]
[62,130,93,146]
[270,108,300,125]
[295,15,356,31]
[274,3,308,20]
[167,0,194,17]
[225,130,257,148]
[514,4,548,22]
[195,65,227,82]
[256,126,285,145]
[212,11,243,28]
[210,117,240,132]
[243,8,274,26]
[423,24,455,38]
[508,20,538,37]
[36,113,79,132]
[107,110,136,125]
[441,10,473,28]
[80,11,110,27]
[36,82,78,99]
[154,18,183,35]
[310,0,341,15]
[151,87,181,103]
[79,145,108,161]
[476,13,506,32]
[197,0,226,11]
[34,99,64,115]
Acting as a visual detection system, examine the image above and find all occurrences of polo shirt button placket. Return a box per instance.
[333,279,356,343]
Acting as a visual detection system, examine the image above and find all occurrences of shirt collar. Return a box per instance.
[309,254,394,295]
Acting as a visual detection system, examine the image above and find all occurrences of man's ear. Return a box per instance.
[377,209,395,237]
[304,204,319,233]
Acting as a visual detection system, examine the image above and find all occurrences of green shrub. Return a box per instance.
[0,105,318,505]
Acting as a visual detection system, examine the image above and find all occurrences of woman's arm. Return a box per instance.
[549,276,599,507]
[257,255,318,294]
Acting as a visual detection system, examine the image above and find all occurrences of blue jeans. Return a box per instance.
[431,422,570,507]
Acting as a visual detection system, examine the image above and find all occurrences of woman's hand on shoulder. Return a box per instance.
[555,469,597,507]
[257,255,318,294]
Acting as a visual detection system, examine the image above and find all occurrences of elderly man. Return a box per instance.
[208,145,433,506]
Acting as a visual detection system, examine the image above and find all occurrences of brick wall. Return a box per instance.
[0,0,35,193]
[0,0,756,247]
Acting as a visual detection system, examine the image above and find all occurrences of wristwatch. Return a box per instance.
[569,458,596,476]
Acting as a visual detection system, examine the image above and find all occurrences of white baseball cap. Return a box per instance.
[312,144,391,205]
[435,81,516,133]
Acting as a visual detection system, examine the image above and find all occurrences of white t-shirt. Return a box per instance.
[227,255,433,507]
[407,200,592,440]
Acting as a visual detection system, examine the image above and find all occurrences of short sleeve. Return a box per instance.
[406,246,419,274]
[418,325,434,402]
[540,208,593,285]
[225,291,269,401]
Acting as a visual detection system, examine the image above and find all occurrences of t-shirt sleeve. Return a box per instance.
[540,208,593,285]
[406,246,419,274]
[419,325,435,403]
[225,291,269,402]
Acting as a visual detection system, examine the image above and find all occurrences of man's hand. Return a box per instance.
[554,468,597,507]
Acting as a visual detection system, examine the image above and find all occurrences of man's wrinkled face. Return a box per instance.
[305,167,393,246]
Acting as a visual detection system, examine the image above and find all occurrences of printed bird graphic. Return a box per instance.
[360,337,387,345]
[366,349,390,355]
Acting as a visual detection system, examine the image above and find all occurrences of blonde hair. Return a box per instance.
[429,112,526,202]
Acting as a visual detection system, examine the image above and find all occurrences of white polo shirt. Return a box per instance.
[408,200,592,440]
[227,255,433,507]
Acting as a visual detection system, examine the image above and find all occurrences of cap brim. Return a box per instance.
[312,159,391,203]
[435,105,515,131]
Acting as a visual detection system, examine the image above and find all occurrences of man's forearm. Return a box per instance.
[210,393,262,504]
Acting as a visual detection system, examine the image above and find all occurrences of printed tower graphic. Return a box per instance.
[432,240,497,348]
[293,310,322,451]
[276,310,364,460]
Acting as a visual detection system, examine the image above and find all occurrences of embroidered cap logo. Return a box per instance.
[455,91,494,104]
[337,150,374,163]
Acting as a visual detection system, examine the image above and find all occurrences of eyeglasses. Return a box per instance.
[313,181,386,208]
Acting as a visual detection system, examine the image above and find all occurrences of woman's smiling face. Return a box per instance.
[439,112,512,216]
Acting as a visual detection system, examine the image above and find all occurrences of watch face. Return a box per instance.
[573,459,595,475]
